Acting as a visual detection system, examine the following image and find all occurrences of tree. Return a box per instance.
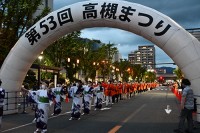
[0,0,50,67]
[98,43,118,81]
[43,31,81,67]
[132,64,146,82]
[173,67,184,84]
[144,71,156,82]
[112,59,131,82]
[40,31,82,82]
[23,69,37,88]
[39,33,120,83]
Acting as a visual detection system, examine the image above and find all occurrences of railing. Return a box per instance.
[4,91,34,114]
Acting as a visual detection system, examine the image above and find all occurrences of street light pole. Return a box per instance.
[76,59,79,79]
[66,57,70,77]
[37,52,43,89]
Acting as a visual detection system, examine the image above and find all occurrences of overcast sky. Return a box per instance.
[53,0,200,68]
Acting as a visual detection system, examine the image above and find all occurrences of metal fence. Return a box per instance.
[4,91,34,114]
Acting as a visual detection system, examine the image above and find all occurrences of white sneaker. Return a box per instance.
[81,113,84,115]
[32,118,36,123]
[41,129,47,133]
[69,117,73,120]
[34,128,40,133]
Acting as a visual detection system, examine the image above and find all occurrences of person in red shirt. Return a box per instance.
[105,80,113,107]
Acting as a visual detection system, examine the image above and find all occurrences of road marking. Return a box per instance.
[108,104,146,133]
[100,107,111,110]
[1,122,33,132]
[2,101,108,132]
[2,105,110,132]
[108,125,122,133]
[2,112,69,132]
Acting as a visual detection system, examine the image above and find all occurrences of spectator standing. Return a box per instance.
[174,78,194,133]
[0,79,5,129]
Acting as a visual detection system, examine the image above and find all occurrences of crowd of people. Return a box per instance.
[20,80,158,133]
[1,78,197,133]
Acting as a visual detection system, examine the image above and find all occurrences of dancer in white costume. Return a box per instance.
[0,80,5,129]
[94,81,104,110]
[34,83,50,133]
[83,81,94,114]
[22,83,50,133]
[69,81,84,120]
[50,83,65,116]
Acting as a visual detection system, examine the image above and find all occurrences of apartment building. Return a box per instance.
[128,45,155,69]
[33,0,53,18]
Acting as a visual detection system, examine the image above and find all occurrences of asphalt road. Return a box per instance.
[1,86,200,133]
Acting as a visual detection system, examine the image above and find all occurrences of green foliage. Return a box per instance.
[144,71,156,82]
[131,64,146,82]
[173,67,183,80]
[41,72,54,80]
[0,0,50,67]
[23,69,37,88]
[113,59,131,82]
[43,33,120,82]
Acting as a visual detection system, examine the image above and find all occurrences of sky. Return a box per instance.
[53,0,200,68]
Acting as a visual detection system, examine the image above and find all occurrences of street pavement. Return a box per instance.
[1,86,200,133]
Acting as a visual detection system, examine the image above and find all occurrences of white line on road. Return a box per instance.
[2,112,70,132]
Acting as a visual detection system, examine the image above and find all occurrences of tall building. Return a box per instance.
[112,52,122,62]
[33,0,53,19]
[128,45,156,69]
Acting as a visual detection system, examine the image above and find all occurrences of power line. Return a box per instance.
[141,63,176,65]
[156,63,176,65]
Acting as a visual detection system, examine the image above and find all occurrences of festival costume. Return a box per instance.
[118,82,123,100]
[0,87,5,128]
[69,84,84,120]
[83,85,93,114]
[122,83,127,99]
[94,85,104,109]
[34,89,50,133]
[28,90,38,110]
[28,84,50,133]
[105,84,113,106]
[50,86,64,115]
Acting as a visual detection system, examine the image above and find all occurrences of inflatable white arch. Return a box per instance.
[0,0,200,120]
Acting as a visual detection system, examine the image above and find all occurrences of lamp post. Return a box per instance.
[76,59,80,79]
[93,62,99,81]
[101,60,106,82]
[67,58,70,63]
[93,62,96,80]
[65,57,70,81]
[116,68,120,81]
[37,52,43,89]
